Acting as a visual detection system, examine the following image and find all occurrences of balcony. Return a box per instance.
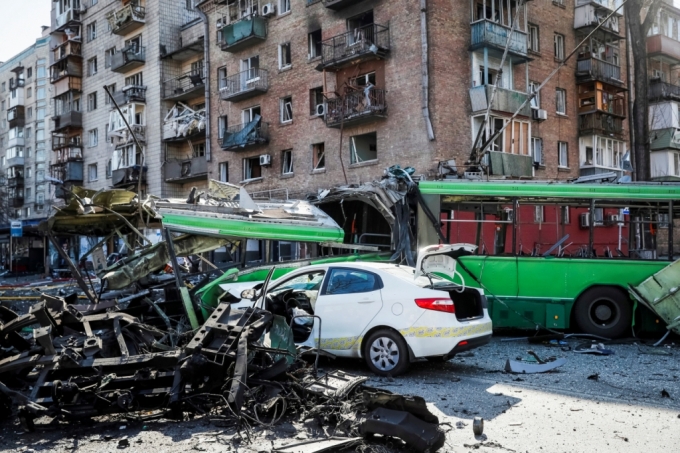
[579,112,624,138]
[6,156,25,169]
[319,24,390,71]
[469,85,532,117]
[487,151,533,178]
[322,0,362,9]
[112,166,147,188]
[160,38,204,62]
[52,6,84,33]
[576,57,624,87]
[219,68,269,102]
[165,156,208,184]
[110,46,146,73]
[51,40,82,65]
[53,110,83,132]
[107,4,146,36]
[50,59,83,83]
[52,76,82,97]
[110,124,147,147]
[162,72,205,101]
[326,88,387,128]
[7,176,24,187]
[54,147,84,164]
[7,106,25,129]
[576,0,624,11]
[8,88,25,109]
[648,79,680,102]
[112,85,147,105]
[574,4,621,35]
[221,118,269,151]
[650,128,680,151]
[10,196,25,208]
[647,34,680,64]
[52,132,82,151]
[8,136,25,148]
[51,161,84,183]
[470,20,529,61]
[9,79,25,90]
[219,16,268,53]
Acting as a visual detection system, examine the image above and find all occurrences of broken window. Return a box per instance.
[558,141,568,167]
[217,66,227,89]
[243,156,262,180]
[242,105,260,124]
[282,149,293,174]
[310,87,324,116]
[280,96,293,123]
[350,132,377,164]
[350,72,376,88]
[191,59,205,77]
[279,43,292,69]
[531,137,543,165]
[308,29,322,59]
[313,143,325,170]
[193,142,206,158]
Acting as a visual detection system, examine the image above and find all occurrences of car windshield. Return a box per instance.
[380,266,450,288]
[271,271,325,294]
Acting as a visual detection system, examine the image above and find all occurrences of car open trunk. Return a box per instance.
[447,287,485,321]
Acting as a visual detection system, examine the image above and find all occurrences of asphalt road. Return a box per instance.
[2,336,679,452]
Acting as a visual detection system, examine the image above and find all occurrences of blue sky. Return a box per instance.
[1,0,680,62]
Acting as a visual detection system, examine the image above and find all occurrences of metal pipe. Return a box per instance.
[589,199,595,257]
[420,0,435,141]
[196,5,212,163]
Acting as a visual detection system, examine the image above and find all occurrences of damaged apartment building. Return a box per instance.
[194,0,630,196]
[48,0,208,201]
[0,30,53,272]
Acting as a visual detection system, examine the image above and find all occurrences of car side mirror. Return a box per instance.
[240,288,257,300]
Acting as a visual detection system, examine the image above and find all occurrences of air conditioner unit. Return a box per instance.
[259,154,271,166]
[606,214,620,225]
[532,108,548,121]
[316,103,326,116]
[261,3,275,17]
[580,212,590,228]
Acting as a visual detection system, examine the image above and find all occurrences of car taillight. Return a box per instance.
[415,298,455,313]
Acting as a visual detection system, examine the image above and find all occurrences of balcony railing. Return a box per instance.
[52,7,84,32]
[219,16,268,52]
[469,85,532,117]
[165,156,208,184]
[222,119,270,151]
[648,79,680,102]
[51,161,84,183]
[112,166,147,188]
[110,124,147,147]
[219,68,269,102]
[52,76,82,97]
[9,79,25,90]
[110,46,146,73]
[52,132,82,151]
[8,177,24,188]
[320,24,390,70]
[574,4,620,35]
[52,40,82,64]
[576,57,624,86]
[51,61,83,83]
[7,106,25,128]
[54,147,84,164]
[326,87,387,128]
[579,112,624,137]
[107,4,146,35]
[53,110,83,131]
[10,196,25,208]
[647,34,680,64]
[112,85,147,105]
[322,0,362,10]
[162,72,205,101]
[650,128,680,151]
[470,20,528,59]
[6,156,25,168]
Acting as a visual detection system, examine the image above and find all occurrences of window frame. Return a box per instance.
[558,141,569,168]
[280,96,293,123]
[278,42,292,69]
[321,267,383,296]
[88,163,98,182]
[554,33,565,60]
[555,88,567,115]
[528,23,539,52]
[281,149,294,175]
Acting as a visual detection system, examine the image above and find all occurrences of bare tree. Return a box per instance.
[625,0,663,181]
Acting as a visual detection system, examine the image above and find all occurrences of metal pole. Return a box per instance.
[512,198,518,256]
[589,199,595,258]
[47,233,96,304]
[669,200,674,261]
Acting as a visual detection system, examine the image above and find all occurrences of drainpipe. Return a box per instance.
[420,0,435,141]
[196,5,212,163]
[625,20,635,179]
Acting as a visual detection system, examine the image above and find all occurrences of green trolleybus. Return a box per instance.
[416,180,680,338]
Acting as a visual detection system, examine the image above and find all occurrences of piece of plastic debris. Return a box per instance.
[473,417,484,436]
[587,373,600,381]
[574,343,614,355]
[661,389,671,398]
[504,358,567,374]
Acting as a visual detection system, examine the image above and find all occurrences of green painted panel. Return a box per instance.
[650,128,680,151]
[162,214,345,243]
[420,180,680,201]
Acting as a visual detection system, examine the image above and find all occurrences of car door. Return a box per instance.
[314,267,384,352]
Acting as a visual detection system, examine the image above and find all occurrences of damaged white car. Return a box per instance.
[239,245,492,376]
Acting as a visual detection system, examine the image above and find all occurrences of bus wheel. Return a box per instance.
[573,287,632,338]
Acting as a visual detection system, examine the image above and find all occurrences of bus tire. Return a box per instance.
[573,287,632,338]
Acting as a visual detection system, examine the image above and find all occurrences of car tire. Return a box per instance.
[573,286,632,339]
[364,329,410,377]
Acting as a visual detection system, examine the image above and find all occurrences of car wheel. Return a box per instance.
[364,329,410,377]
[573,287,632,338]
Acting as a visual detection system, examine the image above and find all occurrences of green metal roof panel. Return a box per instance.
[419,180,680,201]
